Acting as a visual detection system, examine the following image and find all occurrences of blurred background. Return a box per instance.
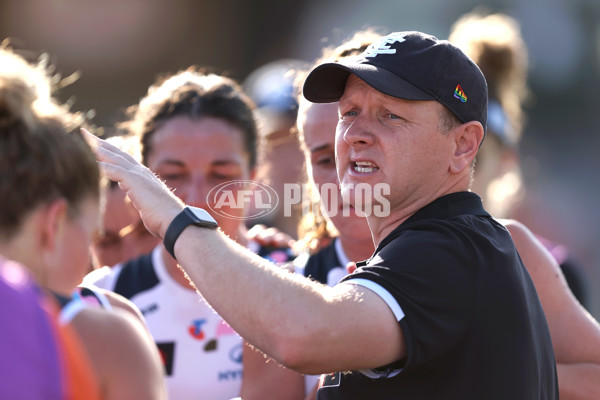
[1,0,599,315]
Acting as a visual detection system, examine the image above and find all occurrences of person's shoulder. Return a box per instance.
[73,306,155,358]
[70,307,166,399]
[499,218,531,241]
[83,285,146,325]
[373,220,496,273]
[90,252,159,300]
[499,218,554,258]
[396,212,512,250]
[381,223,461,252]
[499,218,566,277]
[72,306,146,347]
[371,229,459,273]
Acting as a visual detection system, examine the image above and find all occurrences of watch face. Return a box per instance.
[185,206,218,227]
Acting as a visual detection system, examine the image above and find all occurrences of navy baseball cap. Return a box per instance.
[303,31,488,132]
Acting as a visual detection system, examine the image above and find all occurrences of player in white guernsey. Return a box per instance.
[85,69,297,400]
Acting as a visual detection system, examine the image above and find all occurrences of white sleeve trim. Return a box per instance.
[343,278,405,321]
[343,278,406,380]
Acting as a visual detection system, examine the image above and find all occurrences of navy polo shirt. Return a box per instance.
[317,191,558,400]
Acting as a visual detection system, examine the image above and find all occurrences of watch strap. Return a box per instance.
[163,207,217,260]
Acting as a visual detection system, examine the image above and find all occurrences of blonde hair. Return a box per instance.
[449,11,530,217]
[449,10,530,141]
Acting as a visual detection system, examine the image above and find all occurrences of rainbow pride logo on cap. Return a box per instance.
[454,84,467,102]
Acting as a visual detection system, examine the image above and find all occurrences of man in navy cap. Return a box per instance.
[86,31,558,399]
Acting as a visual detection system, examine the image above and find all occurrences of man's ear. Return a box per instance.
[449,122,485,174]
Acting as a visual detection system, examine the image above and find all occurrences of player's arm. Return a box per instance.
[503,219,600,400]
[73,308,166,400]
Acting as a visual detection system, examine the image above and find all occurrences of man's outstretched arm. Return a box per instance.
[84,128,405,374]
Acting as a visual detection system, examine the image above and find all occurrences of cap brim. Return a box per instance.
[303,61,435,103]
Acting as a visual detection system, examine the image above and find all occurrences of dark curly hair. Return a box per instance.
[120,67,258,169]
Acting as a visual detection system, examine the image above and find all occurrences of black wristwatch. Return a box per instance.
[163,206,218,260]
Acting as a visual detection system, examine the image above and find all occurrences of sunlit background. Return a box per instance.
[2,0,599,315]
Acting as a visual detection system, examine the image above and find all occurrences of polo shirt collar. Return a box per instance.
[374,191,489,255]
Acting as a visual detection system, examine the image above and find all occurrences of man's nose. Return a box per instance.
[342,116,375,147]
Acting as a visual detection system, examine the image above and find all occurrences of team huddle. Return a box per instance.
[2,9,600,400]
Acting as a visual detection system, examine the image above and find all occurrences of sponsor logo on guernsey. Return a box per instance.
[140,303,159,316]
[216,344,243,382]
[217,369,243,382]
[202,319,239,352]
[188,319,207,340]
